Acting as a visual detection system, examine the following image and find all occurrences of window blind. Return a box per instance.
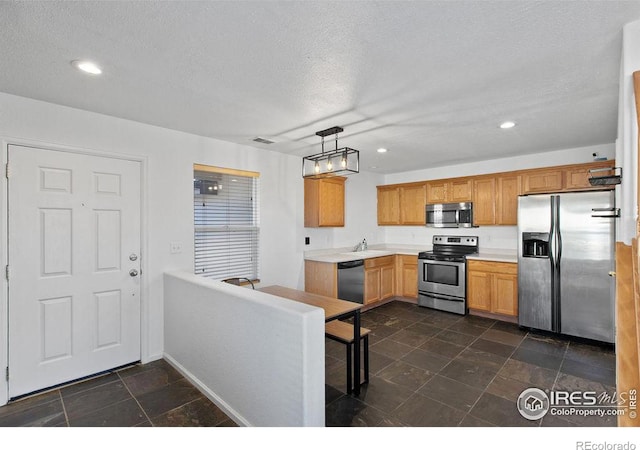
[194,169,259,280]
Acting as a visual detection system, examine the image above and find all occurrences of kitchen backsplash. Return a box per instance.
[384,225,518,250]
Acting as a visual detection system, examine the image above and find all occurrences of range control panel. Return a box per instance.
[432,235,478,246]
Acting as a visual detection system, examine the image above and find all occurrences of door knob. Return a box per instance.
[608,271,616,277]
[129,269,139,277]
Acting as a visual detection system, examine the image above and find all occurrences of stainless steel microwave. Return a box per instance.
[426,202,474,228]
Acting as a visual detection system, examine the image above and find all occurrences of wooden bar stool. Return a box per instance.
[325,320,371,394]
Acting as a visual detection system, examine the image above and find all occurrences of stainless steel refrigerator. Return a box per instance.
[517,191,616,343]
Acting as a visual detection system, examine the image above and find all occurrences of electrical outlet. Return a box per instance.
[170,241,183,254]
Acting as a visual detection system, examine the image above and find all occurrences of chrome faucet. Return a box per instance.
[353,238,368,252]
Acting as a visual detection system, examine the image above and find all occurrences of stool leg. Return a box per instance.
[346,342,353,394]
[363,335,369,385]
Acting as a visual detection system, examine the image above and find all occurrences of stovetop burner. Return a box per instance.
[418,235,479,262]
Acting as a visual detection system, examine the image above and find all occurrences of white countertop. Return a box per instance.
[467,248,518,264]
[304,244,429,263]
[304,244,518,264]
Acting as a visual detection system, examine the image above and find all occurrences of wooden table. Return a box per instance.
[259,285,364,396]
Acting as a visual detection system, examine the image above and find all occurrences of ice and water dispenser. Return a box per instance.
[522,232,550,258]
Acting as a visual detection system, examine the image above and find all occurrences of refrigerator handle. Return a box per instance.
[549,196,556,266]
[555,196,562,333]
[556,199,562,265]
[549,195,561,333]
[591,208,620,218]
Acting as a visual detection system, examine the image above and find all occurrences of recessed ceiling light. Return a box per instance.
[370,166,378,169]
[71,60,102,75]
[499,121,516,129]
[377,148,388,153]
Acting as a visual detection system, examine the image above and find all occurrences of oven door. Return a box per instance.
[419,259,465,298]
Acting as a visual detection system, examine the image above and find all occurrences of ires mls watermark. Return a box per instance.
[517,387,637,420]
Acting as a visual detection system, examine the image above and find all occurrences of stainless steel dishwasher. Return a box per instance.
[337,260,365,303]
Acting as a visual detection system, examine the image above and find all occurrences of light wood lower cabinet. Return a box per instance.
[305,254,418,307]
[467,260,518,317]
[364,256,395,305]
[304,260,337,298]
[396,255,418,299]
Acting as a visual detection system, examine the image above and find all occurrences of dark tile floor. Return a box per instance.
[0,359,237,427]
[0,300,618,427]
[325,300,617,427]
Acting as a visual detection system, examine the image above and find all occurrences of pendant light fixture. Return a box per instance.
[302,126,359,178]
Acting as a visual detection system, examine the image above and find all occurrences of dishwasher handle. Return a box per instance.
[337,259,365,269]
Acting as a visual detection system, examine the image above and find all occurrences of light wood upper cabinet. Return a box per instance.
[473,174,519,226]
[427,178,472,204]
[520,168,563,194]
[304,176,345,227]
[376,182,425,225]
[377,161,615,227]
[467,260,518,317]
[426,181,447,203]
[521,161,616,195]
[472,177,496,226]
[496,174,520,225]
[377,186,400,225]
[563,160,616,192]
[449,178,473,202]
[399,183,427,225]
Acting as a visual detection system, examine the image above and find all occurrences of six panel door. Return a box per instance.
[8,145,141,397]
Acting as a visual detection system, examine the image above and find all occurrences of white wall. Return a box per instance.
[0,92,306,404]
[164,272,324,426]
[616,19,640,245]
[303,170,385,252]
[385,143,615,185]
[383,143,615,250]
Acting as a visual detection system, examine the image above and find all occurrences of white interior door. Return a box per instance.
[7,144,141,397]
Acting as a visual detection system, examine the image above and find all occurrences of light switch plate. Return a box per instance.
[170,241,183,254]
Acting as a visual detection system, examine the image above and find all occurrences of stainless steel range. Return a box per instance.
[418,235,479,315]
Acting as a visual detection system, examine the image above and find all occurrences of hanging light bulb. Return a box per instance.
[302,126,360,178]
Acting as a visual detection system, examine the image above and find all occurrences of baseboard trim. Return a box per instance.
[162,353,249,427]
[468,309,518,324]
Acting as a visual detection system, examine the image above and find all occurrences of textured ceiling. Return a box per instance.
[1,1,639,173]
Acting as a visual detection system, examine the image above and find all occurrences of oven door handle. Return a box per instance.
[420,292,464,302]
[421,259,464,267]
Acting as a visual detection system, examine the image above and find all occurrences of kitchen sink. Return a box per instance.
[339,250,391,258]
